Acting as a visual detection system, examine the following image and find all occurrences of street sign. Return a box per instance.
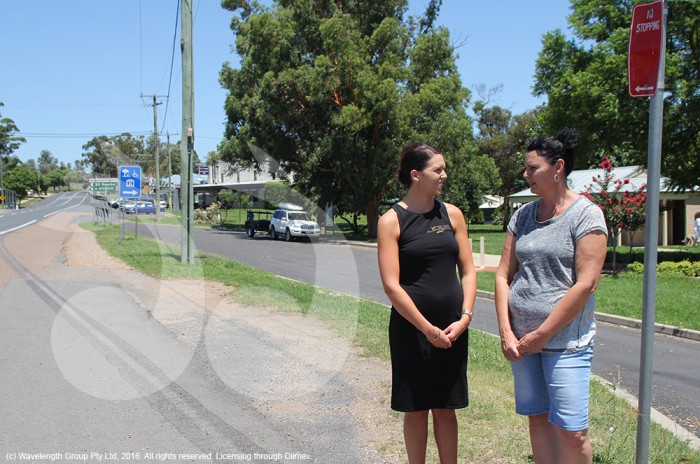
[90,181,118,193]
[628,0,663,97]
[198,165,209,175]
[119,165,142,198]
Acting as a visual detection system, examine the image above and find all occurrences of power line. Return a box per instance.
[160,0,181,135]
[0,98,143,109]
[140,94,168,139]
[18,131,154,139]
[139,0,143,94]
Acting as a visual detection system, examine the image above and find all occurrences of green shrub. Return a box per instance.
[673,260,700,277]
[474,209,485,224]
[626,262,644,274]
[626,260,700,277]
[608,248,700,265]
[491,205,504,226]
[658,261,687,276]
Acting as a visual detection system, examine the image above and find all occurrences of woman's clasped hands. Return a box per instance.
[500,330,551,361]
[427,326,452,349]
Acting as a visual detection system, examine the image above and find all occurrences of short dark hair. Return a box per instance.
[526,128,580,176]
[397,142,441,187]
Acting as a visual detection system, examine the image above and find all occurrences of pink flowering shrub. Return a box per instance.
[582,156,647,271]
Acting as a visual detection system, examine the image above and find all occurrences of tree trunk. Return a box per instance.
[502,199,512,232]
[366,193,380,238]
[610,227,620,274]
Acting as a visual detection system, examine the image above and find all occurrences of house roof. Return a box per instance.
[508,165,688,204]
[164,174,209,187]
[479,195,504,209]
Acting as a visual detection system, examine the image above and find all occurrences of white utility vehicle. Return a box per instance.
[269,203,321,242]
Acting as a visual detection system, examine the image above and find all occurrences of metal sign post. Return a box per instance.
[628,2,667,462]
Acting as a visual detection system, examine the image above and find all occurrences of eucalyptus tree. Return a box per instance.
[533,0,700,188]
[81,133,146,177]
[1,103,25,190]
[4,165,36,203]
[82,136,117,177]
[38,149,58,175]
[219,0,481,236]
[474,103,540,226]
[1,103,25,159]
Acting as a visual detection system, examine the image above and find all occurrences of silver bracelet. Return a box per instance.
[461,309,473,317]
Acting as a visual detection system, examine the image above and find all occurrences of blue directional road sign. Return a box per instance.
[119,165,142,198]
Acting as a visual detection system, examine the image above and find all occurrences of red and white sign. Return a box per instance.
[628,1,663,97]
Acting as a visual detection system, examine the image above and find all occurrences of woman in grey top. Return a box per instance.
[495,129,607,464]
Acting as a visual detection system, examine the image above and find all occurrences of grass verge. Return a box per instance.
[597,272,700,330]
[120,212,182,226]
[82,222,700,463]
[468,224,507,255]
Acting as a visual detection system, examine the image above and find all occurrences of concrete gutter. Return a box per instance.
[592,375,700,451]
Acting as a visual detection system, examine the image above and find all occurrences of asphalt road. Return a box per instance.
[124,213,700,440]
[0,193,397,463]
[6,193,695,440]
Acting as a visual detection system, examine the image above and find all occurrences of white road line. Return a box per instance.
[0,220,37,236]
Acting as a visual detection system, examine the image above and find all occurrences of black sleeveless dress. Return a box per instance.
[389,199,469,412]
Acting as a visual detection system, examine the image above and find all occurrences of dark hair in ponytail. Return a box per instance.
[526,128,580,176]
[397,142,441,187]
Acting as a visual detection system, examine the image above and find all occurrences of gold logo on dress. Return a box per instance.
[427,224,450,234]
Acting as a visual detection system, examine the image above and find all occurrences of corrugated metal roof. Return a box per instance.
[509,165,672,200]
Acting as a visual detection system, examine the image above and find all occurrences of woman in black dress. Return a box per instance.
[378,142,477,463]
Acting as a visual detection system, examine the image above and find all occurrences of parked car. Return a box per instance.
[122,200,161,214]
[110,198,126,209]
[269,205,321,242]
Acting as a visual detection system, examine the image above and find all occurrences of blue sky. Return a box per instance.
[1,1,572,168]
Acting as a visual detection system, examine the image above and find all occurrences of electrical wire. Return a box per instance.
[0,98,143,109]
[139,0,143,94]
[160,0,181,135]
[19,131,153,139]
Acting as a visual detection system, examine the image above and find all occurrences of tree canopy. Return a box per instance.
[473,99,541,227]
[1,103,26,186]
[80,132,196,184]
[1,103,25,159]
[38,149,58,174]
[533,0,700,189]
[4,165,37,202]
[219,0,483,235]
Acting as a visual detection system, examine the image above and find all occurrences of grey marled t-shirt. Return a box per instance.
[507,195,607,352]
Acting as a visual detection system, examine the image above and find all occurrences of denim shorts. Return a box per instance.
[510,345,593,431]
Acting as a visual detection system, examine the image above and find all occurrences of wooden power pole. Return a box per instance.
[180,0,195,264]
[141,94,166,221]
